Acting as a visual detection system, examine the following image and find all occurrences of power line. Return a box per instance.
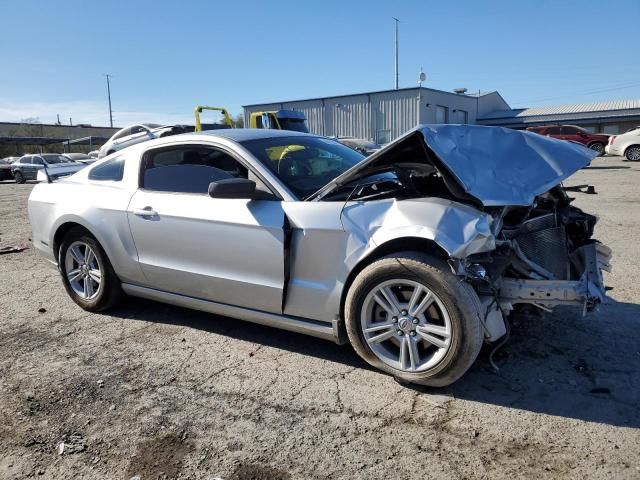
[511,81,640,106]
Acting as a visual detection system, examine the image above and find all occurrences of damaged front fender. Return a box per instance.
[343,196,496,262]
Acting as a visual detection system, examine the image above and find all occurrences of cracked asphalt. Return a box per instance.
[0,156,639,479]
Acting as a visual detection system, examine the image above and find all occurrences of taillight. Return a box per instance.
[609,136,616,145]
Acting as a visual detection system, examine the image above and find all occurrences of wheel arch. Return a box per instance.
[624,144,640,157]
[52,220,111,265]
[339,237,449,327]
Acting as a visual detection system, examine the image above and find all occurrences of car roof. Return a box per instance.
[191,128,315,142]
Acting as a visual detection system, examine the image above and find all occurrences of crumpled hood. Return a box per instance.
[417,125,598,206]
[319,125,598,207]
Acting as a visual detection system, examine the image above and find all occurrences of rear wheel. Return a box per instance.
[588,142,605,155]
[59,228,123,312]
[625,146,640,161]
[345,252,484,387]
[14,171,25,184]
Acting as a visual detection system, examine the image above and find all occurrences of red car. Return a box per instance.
[526,125,609,155]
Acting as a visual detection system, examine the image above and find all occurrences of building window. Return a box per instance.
[602,125,620,134]
[455,110,468,124]
[436,106,448,124]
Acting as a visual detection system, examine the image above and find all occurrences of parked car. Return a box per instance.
[605,128,640,161]
[336,137,381,156]
[88,150,99,158]
[28,126,611,386]
[98,123,187,158]
[64,153,98,165]
[12,154,87,183]
[526,125,609,155]
[0,156,19,180]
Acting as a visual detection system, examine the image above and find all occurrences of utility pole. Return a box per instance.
[105,74,113,128]
[393,17,400,89]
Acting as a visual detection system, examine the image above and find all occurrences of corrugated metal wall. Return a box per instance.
[243,88,481,143]
[324,95,371,139]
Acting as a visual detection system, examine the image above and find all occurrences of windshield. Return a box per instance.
[66,154,92,160]
[277,118,309,133]
[142,123,162,129]
[42,154,72,164]
[240,136,365,199]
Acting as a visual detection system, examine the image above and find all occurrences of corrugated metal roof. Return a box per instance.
[243,87,495,108]
[479,99,640,120]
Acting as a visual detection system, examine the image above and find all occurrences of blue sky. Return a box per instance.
[2,0,639,127]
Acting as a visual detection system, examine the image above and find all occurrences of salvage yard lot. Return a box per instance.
[0,157,639,479]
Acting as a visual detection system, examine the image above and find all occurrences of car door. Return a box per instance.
[127,143,286,314]
[30,156,46,180]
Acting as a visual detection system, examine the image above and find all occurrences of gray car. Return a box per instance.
[12,154,87,183]
[27,125,611,386]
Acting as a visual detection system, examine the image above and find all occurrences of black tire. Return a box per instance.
[14,171,25,184]
[588,142,605,155]
[625,145,640,162]
[59,227,123,312]
[345,252,484,387]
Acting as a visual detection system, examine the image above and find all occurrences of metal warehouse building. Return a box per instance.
[476,99,640,134]
[243,87,510,144]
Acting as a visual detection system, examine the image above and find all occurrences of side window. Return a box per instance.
[561,126,578,135]
[21,156,31,164]
[32,157,44,165]
[130,125,145,135]
[141,146,249,194]
[89,157,125,181]
[546,126,562,135]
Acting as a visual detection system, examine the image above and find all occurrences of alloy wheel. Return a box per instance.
[360,279,452,372]
[64,241,102,300]
[627,147,640,161]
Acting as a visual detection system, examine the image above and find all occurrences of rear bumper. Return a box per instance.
[498,242,611,312]
[605,145,623,156]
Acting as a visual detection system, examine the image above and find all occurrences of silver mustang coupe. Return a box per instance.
[28,125,611,386]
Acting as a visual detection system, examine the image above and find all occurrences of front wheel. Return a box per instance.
[59,228,123,312]
[345,252,484,387]
[626,146,640,161]
[14,171,25,184]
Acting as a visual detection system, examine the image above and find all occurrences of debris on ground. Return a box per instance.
[0,244,28,255]
[58,433,86,455]
[565,184,597,194]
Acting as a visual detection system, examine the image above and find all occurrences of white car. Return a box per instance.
[604,128,640,161]
[98,123,186,158]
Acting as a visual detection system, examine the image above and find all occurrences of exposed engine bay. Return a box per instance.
[465,186,612,313]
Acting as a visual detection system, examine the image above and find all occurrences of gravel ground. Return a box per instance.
[0,156,638,480]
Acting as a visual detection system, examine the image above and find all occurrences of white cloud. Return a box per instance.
[0,99,194,127]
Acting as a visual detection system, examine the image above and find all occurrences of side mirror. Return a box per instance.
[208,178,256,199]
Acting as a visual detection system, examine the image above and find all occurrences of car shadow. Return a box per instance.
[109,297,640,429]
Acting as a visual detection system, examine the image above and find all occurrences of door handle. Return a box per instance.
[132,207,158,217]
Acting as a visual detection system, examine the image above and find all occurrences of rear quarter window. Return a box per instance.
[89,157,125,181]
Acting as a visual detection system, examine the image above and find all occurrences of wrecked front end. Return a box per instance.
[321,125,612,341]
[459,186,612,325]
